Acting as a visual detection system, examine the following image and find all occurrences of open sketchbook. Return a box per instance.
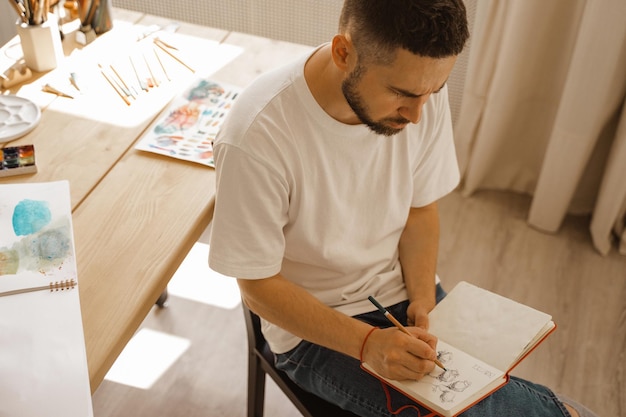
[0,181,94,417]
[362,281,556,417]
[135,77,241,167]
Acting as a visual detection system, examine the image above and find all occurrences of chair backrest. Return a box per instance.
[242,301,265,352]
[241,302,359,417]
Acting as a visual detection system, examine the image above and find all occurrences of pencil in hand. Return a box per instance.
[368,295,447,372]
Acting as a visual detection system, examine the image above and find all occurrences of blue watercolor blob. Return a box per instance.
[32,229,71,261]
[12,199,52,236]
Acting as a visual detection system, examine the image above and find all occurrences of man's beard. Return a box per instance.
[341,65,410,137]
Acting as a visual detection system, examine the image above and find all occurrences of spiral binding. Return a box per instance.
[0,279,77,298]
[49,279,77,292]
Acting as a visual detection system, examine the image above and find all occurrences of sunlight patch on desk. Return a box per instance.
[104,328,190,389]
[28,27,243,127]
[167,241,241,309]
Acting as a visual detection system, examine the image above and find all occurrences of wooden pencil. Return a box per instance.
[368,295,447,372]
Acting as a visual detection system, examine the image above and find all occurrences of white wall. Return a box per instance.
[1,1,18,45]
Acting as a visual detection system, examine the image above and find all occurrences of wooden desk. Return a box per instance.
[1,9,312,393]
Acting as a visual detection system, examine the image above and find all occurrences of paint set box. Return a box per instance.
[0,145,37,178]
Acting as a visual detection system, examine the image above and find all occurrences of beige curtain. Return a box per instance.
[455,0,626,255]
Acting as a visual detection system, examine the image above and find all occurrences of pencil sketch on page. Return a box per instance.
[423,350,472,404]
[408,340,503,408]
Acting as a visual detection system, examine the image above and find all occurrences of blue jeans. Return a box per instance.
[275,284,571,417]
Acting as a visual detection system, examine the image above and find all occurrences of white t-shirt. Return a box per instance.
[209,48,460,353]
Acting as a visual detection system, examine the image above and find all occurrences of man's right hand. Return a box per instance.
[361,326,438,381]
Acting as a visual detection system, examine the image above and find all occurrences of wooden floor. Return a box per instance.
[92,188,625,417]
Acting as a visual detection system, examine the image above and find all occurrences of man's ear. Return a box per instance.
[330,34,355,72]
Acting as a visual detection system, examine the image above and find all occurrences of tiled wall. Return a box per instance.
[112,0,343,47]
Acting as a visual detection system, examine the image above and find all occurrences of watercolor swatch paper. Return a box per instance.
[135,78,241,167]
[0,181,94,417]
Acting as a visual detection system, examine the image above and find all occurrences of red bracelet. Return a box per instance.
[359,327,379,363]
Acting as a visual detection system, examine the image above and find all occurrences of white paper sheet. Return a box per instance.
[429,281,554,371]
[0,181,93,417]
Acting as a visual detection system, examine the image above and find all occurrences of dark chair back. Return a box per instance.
[241,302,359,417]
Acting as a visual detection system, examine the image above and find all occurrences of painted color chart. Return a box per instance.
[135,78,240,167]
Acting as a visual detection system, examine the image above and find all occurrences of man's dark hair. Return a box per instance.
[339,0,469,64]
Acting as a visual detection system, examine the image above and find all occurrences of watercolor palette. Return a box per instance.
[135,78,240,167]
[0,144,37,178]
[0,95,41,143]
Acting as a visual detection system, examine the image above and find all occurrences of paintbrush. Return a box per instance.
[8,0,28,24]
[109,64,135,99]
[153,37,195,73]
[154,48,170,81]
[42,83,75,98]
[143,53,159,87]
[81,0,98,27]
[129,56,149,92]
[98,63,131,106]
